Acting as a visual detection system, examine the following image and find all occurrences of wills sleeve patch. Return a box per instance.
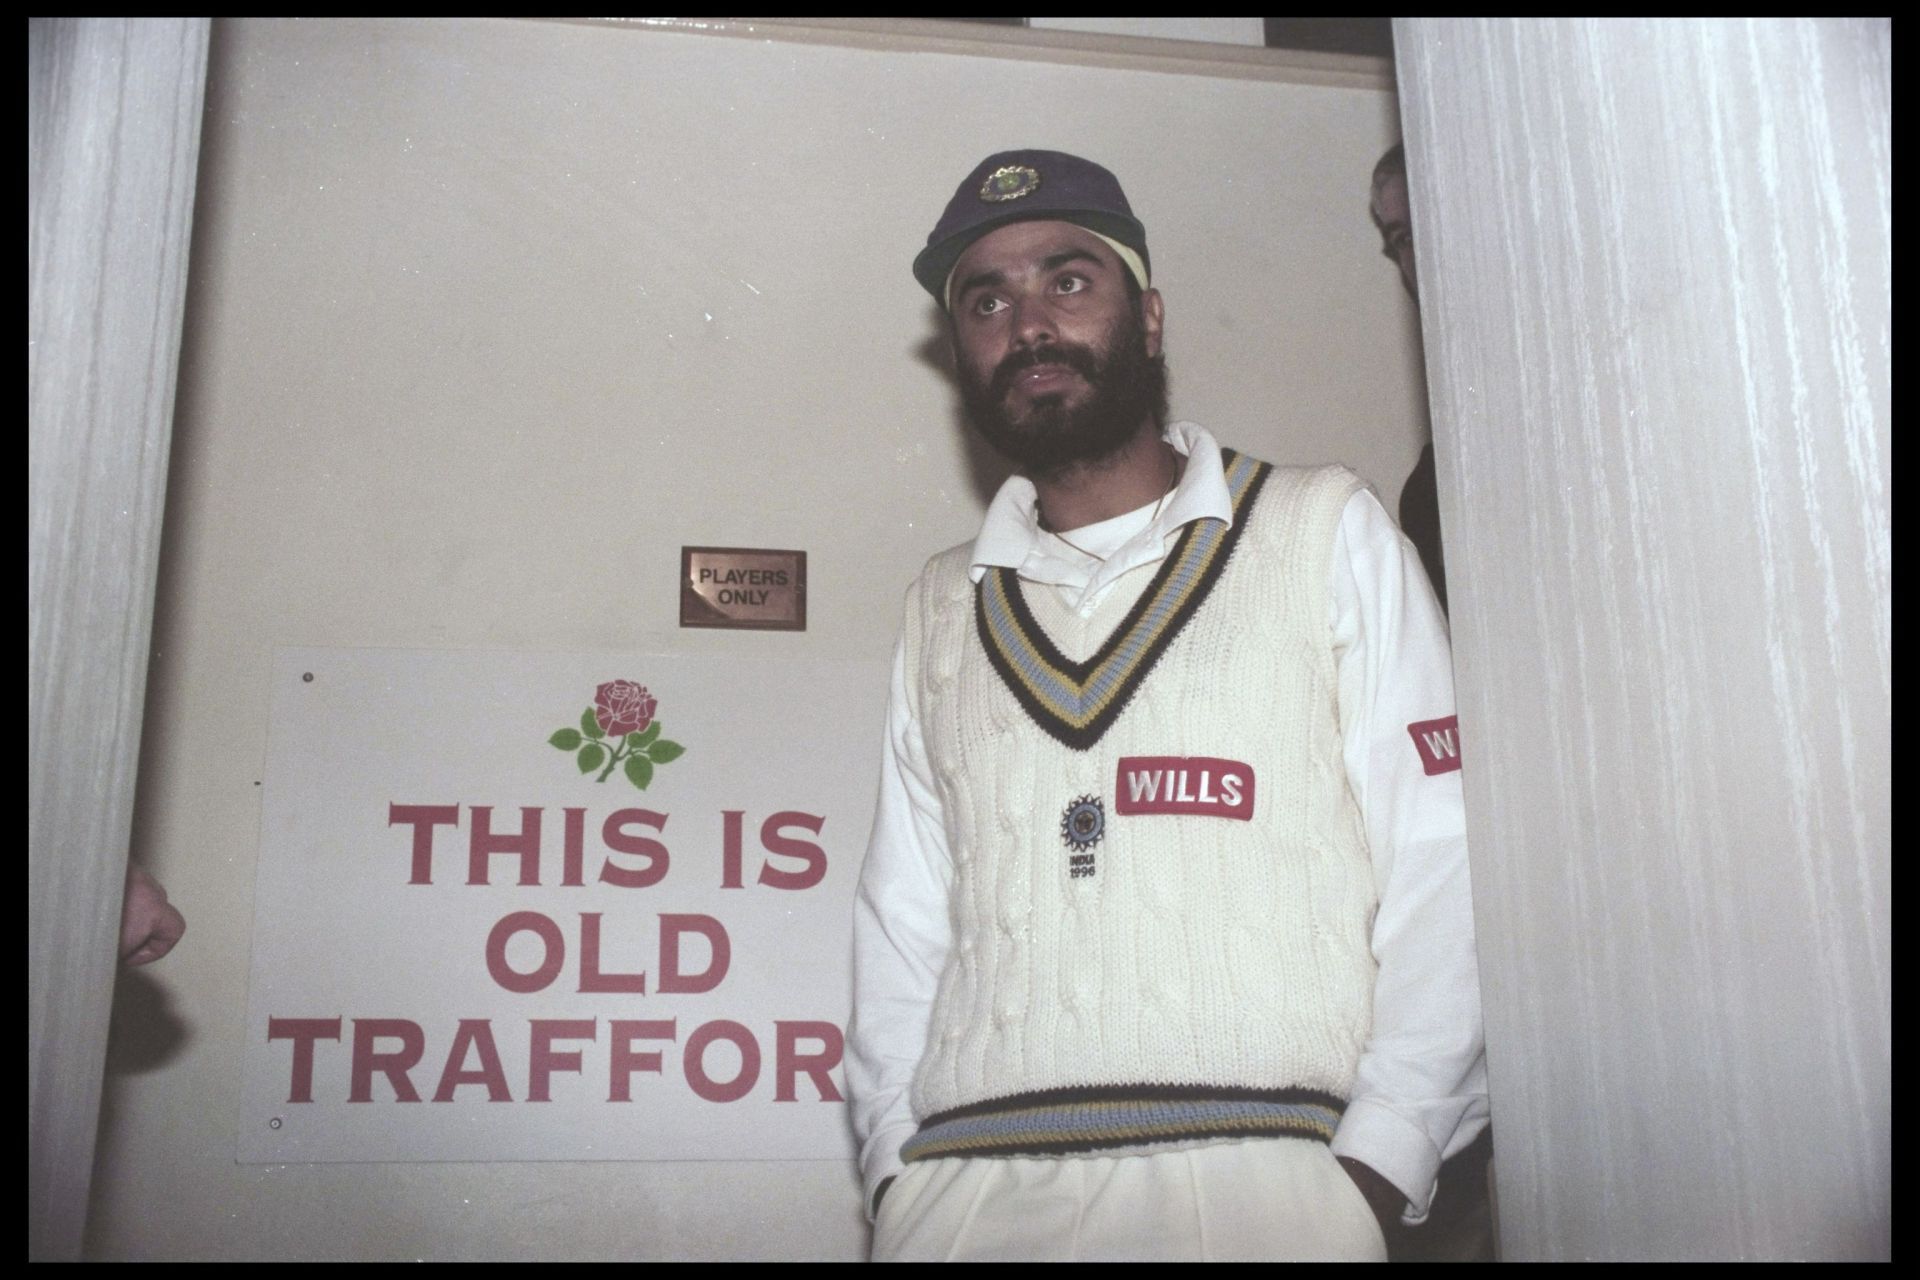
[1114,757,1255,819]
[1407,716,1463,775]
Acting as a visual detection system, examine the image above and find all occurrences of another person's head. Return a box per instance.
[914,150,1167,480]
[1369,143,1417,299]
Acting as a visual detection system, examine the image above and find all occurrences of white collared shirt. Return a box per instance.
[849,422,1488,1224]
[969,421,1237,613]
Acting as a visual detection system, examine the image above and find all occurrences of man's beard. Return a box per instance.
[957,305,1168,480]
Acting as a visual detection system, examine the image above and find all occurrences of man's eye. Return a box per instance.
[1055,275,1088,294]
[975,296,1006,316]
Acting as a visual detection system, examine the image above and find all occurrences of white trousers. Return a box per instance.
[871,1139,1389,1262]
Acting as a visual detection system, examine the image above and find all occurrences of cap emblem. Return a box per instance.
[979,164,1042,204]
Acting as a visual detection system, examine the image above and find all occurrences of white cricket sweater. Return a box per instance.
[898,455,1377,1156]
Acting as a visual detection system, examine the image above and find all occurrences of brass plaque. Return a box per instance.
[680,547,807,631]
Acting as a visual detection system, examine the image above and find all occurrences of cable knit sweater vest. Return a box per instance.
[898,453,1376,1162]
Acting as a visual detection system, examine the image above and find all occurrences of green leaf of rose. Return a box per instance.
[580,708,604,740]
[646,739,686,764]
[550,729,582,751]
[624,754,654,790]
[632,723,662,748]
[578,743,606,774]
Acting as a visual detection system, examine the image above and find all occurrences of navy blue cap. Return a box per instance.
[913,149,1150,305]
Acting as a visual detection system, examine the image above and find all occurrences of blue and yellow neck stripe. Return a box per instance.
[976,448,1271,751]
[901,1082,1344,1162]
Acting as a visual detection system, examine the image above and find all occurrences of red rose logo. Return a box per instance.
[550,679,686,790]
[594,680,657,738]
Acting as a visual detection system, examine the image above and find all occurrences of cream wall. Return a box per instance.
[88,17,1423,1260]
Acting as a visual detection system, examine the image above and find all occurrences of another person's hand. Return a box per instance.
[120,865,186,965]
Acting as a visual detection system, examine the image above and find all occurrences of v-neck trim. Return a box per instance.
[973,449,1272,751]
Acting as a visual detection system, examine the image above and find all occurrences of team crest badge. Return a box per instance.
[1061,795,1104,850]
[979,164,1041,203]
[1060,794,1103,879]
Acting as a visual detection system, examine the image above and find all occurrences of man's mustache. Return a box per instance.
[988,342,1100,400]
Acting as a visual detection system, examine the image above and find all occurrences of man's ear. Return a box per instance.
[922,315,957,375]
[1141,288,1166,359]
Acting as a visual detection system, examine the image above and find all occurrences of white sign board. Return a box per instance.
[239,648,886,1163]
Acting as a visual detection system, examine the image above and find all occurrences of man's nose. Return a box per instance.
[1008,293,1056,349]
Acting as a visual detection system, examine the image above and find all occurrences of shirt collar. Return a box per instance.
[968,422,1235,582]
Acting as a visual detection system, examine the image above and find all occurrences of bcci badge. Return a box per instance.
[980,164,1041,203]
[1060,795,1103,879]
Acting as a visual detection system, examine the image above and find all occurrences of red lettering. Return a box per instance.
[561,807,588,886]
[388,804,459,884]
[758,811,826,891]
[600,809,669,889]
[349,1018,425,1102]
[685,1019,760,1102]
[267,1016,342,1103]
[721,810,746,889]
[272,1015,842,1107]
[657,914,730,994]
[774,1020,845,1102]
[608,1019,677,1102]
[578,912,647,994]
[485,911,565,993]
[432,1018,512,1102]
[469,805,542,886]
[528,1018,596,1102]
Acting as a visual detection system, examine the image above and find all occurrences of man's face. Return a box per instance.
[1370,171,1418,299]
[946,220,1166,478]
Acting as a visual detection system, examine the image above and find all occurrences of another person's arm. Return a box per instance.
[1325,488,1489,1227]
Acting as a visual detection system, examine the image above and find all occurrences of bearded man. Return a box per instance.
[847,150,1486,1262]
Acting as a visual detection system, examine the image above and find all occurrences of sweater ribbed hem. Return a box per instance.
[901,1084,1346,1161]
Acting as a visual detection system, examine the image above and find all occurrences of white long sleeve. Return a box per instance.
[845,634,953,1210]
[1322,488,1488,1224]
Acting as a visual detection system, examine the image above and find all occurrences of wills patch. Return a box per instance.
[1114,757,1254,820]
[1407,716,1463,775]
